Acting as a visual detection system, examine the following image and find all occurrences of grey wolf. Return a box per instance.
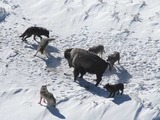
[88,45,105,57]
[107,51,120,70]
[39,85,56,107]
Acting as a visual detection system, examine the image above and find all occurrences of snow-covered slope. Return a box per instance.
[0,0,160,120]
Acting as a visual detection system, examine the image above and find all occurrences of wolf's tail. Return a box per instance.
[19,31,26,37]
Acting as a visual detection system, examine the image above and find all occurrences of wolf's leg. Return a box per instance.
[33,35,40,43]
[117,90,119,95]
[37,35,42,40]
[34,50,39,57]
[43,99,46,103]
[39,96,42,104]
[44,49,49,57]
[23,35,32,41]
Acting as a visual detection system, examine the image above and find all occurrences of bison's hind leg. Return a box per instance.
[116,90,120,95]
[79,68,86,79]
[120,90,123,95]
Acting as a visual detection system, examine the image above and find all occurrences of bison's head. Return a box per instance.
[64,48,73,59]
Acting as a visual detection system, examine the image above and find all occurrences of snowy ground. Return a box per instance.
[0,0,160,120]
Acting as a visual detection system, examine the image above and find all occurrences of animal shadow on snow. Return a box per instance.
[105,65,132,83]
[24,42,59,54]
[47,107,65,119]
[77,78,107,97]
[37,54,61,68]
[24,43,61,68]
[112,94,131,105]
[78,78,131,104]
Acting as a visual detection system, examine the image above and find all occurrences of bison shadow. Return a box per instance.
[77,78,107,97]
[47,107,65,119]
[77,78,131,104]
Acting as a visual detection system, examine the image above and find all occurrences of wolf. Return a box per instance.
[104,83,124,98]
[19,26,49,42]
[88,45,105,57]
[107,51,120,70]
[34,38,55,57]
[39,85,56,107]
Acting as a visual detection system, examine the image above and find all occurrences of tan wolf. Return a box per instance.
[34,38,55,57]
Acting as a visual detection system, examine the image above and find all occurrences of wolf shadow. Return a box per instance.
[24,42,59,54]
[112,94,131,105]
[38,54,61,68]
[47,107,65,119]
[25,43,61,68]
[104,65,132,83]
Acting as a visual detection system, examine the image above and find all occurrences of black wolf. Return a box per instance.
[19,26,49,42]
[104,83,124,97]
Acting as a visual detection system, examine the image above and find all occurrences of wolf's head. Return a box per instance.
[41,85,48,91]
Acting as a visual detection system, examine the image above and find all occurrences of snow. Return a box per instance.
[0,0,160,120]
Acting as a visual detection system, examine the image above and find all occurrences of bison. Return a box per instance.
[64,48,111,86]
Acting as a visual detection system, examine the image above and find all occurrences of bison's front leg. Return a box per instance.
[95,73,102,86]
[73,68,79,81]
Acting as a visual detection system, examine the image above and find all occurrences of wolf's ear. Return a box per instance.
[42,85,47,87]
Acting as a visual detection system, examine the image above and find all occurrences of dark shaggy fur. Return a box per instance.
[19,26,49,42]
[64,48,112,86]
[88,45,105,57]
[104,83,124,97]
